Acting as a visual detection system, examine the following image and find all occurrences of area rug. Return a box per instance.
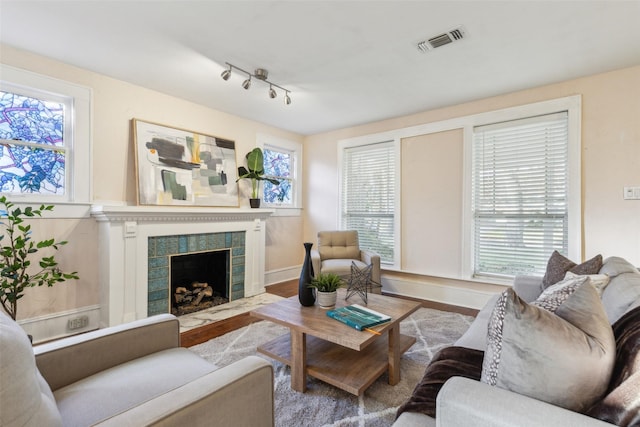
[189,307,475,426]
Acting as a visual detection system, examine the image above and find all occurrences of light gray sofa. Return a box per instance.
[394,256,640,427]
[0,312,274,427]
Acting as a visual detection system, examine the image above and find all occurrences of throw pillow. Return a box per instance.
[532,274,590,313]
[481,282,615,412]
[0,310,63,426]
[564,271,610,296]
[395,346,484,419]
[588,305,640,426]
[542,251,603,288]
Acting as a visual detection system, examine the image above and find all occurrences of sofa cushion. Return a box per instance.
[542,250,602,288]
[481,282,615,412]
[588,305,640,426]
[396,346,484,419]
[600,256,640,324]
[53,347,217,426]
[0,310,63,427]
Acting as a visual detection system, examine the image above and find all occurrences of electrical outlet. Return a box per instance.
[624,187,640,200]
[68,315,89,330]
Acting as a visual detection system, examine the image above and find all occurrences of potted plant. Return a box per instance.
[0,196,79,321]
[308,272,343,308]
[236,147,279,208]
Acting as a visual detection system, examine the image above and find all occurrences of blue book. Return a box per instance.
[326,304,391,331]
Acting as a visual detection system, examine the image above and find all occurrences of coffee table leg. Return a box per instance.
[290,330,307,392]
[388,324,401,385]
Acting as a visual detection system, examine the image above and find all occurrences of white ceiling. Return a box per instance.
[2,1,640,136]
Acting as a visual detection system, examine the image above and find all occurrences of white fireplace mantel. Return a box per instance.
[91,205,274,327]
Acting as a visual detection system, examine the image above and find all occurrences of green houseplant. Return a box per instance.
[308,273,343,308]
[236,147,279,208]
[0,196,79,321]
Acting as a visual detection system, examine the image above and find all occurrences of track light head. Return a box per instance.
[242,77,251,90]
[269,85,277,99]
[284,92,291,105]
[221,68,231,81]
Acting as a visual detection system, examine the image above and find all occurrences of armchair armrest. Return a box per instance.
[35,314,180,391]
[310,248,321,278]
[512,275,544,303]
[95,356,274,427]
[436,377,611,427]
[360,249,381,284]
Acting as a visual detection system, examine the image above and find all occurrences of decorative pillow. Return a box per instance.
[481,282,615,412]
[532,274,590,313]
[588,305,640,426]
[564,271,610,296]
[542,251,603,288]
[395,346,484,419]
[0,310,63,426]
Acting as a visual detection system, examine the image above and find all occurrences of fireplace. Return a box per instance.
[170,249,230,316]
[91,205,273,328]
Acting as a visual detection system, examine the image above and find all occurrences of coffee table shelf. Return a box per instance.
[258,331,416,395]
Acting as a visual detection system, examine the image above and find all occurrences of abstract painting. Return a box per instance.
[133,119,239,207]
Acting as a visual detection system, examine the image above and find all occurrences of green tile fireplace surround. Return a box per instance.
[147,231,246,315]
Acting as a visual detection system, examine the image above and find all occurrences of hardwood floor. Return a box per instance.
[180,279,478,348]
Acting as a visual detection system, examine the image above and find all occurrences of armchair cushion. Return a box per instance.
[0,310,62,427]
[53,347,217,426]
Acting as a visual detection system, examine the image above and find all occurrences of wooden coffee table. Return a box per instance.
[250,289,421,396]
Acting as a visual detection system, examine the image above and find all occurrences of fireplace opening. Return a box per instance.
[170,249,230,316]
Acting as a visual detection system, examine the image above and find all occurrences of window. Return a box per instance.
[257,134,301,210]
[0,90,69,196]
[0,64,91,206]
[341,140,397,264]
[472,112,570,278]
[263,146,293,206]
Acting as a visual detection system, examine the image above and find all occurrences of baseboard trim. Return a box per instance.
[265,265,300,286]
[381,276,497,310]
[19,305,101,344]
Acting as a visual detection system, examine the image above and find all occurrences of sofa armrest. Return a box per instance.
[512,275,543,303]
[95,356,274,427]
[35,314,180,391]
[360,249,381,284]
[436,377,611,427]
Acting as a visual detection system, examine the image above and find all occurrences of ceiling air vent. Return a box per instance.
[417,26,467,52]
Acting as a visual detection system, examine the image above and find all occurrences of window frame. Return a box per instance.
[0,64,92,216]
[256,133,302,213]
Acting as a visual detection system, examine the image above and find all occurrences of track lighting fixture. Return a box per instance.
[220,62,291,105]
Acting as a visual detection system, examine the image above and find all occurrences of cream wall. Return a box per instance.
[304,65,640,302]
[1,44,304,320]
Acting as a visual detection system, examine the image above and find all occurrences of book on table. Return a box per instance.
[326,304,391,331]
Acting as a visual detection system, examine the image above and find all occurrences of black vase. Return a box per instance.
[298,242,316,306]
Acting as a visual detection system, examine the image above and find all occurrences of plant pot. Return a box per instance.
[249,198,261,208]
[316,290,337,308]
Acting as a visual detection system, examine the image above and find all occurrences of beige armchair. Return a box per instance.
[0,309,274,427]
[310,230,381,293]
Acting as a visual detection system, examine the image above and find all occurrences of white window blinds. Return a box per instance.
[341,141,395,264]
[472,112,569,278]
